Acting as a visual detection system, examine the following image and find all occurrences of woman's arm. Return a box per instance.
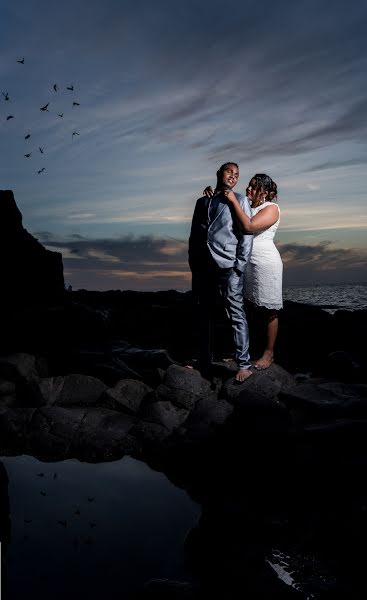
[225,190,279,233]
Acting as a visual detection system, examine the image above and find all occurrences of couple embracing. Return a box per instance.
[188,162,282,382]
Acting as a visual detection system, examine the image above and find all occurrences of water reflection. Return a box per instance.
[0,455,200,599]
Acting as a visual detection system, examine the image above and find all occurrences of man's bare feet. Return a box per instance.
[235,368,253,382]
[254,351,274,370]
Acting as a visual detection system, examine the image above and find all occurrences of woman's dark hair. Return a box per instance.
[251,173,278,202]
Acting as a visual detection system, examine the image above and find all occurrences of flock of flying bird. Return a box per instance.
[2,57,81,175]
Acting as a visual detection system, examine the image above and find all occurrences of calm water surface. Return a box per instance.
[0,455,200,599]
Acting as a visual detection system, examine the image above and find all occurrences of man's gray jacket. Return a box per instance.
[188,192,253,273]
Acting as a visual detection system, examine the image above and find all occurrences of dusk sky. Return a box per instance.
[1,0,366,290]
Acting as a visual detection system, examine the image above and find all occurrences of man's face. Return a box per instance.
[220,164,239,189]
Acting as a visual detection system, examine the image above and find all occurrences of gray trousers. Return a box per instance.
[191,254,251,369]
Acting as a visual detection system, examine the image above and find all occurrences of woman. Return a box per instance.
[204,173,282,370]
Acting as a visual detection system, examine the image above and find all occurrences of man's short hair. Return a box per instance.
[217,162,239,177]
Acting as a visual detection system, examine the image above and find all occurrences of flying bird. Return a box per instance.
[87,496,95,502]
[53,472,57,479]
[72,102,80,107]
[6,115,14,120]
[57,520,67,528]
[24,153,32,158]
[57,113,63,117]
[17,57,25,64]
[74,508,81,516]
[89,522,97,528]
[37,168,45,174]
[40,490,47,496]
[53,84,58,92]
[66,85,74,91]
[25,133,31,139]
[36,473,45,477]
[40,103,49,111]
[72,131,79,138]
[2,92,9,101]
[39,147,44,153]
[24,519,32,524]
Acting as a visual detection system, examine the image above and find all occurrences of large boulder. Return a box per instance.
[103,379,153,414]
[0,190,64,307]
[38,374,107,407]
[155,365,213,410]
[221,363,295,405]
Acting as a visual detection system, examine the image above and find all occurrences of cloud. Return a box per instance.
[45,234,367,291]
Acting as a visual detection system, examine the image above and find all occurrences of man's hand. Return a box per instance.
[203,186,214,198]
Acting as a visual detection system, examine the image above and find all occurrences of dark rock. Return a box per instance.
[69,408,136,460]
[103,379,153,414]
[325,350,362,381]
[25,407,86,459]
[279,381,367,424]
[38,374,107,407]
[222,363,295,405]
[140,400,189,433]
[111,344,176,373]
[0,353,40,383]
[0,190,64,307]
[155,365,212,410]
[0,380,16,396]
[180,396,233,442]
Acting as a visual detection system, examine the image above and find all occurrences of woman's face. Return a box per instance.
[246,178,258,201]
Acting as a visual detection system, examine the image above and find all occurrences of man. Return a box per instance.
[188,162,253,382]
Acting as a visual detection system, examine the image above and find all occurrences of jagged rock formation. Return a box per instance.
[0,190,64,306]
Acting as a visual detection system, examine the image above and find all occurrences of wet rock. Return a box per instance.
[26,407,86,459]
[140,400,189,433]
[222,363,295,405]
[0,407,37,452]
[0,380,15,396]
[279,381,367,425]
[180,396,233,442]
[38,374,107,407]
[155,365,212,410]
[69,408,136,460]
[0,353,40,383]
[103,379,153,414]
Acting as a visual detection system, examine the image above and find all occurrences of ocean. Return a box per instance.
[283,283,367,313]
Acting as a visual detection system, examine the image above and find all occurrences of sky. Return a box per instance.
[1,0,366,291]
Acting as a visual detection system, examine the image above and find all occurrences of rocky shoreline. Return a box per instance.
[1,189,367,597]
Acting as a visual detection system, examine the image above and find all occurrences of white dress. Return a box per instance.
[244,201,283,310]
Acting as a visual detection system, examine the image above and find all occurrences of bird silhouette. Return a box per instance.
[72,102,80,107]
[2,92,9,101]
[17,57,25,64]
[6,115,14,120]
[39,147,44,153]
[37,168,45,174]
[40,490,47,495]
[87,497,95,502]
[57,520,67,528]
[57,113,63,117]
[53,84,58,92]
[24,153,32,158]
[74,509,81,516]
[24,133,31,139]
[24,519,32,524]
[72,131,79,138]
[36,473,45,477]
[53,472,57,479]
[89,522,97,528]
[40,103,49,111]
[66,85,74,91]
[23,535,30,541]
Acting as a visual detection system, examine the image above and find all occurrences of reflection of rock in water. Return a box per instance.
[0,461,11,595]
[266,548,338,598]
